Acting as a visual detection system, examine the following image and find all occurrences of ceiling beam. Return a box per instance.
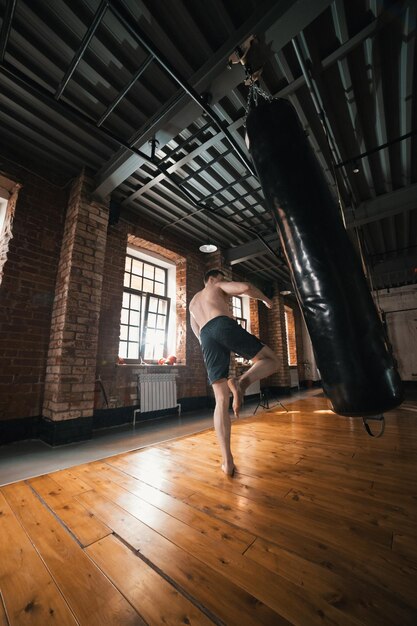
[332,0,375,196]
[372,253,417,275]
[93,0,335,198]
[345,184,417,228]
[224,235,280,264]
[0,0,16,63]
[276,7,401,100]
[371,253,417,289]
[399,3,416,187]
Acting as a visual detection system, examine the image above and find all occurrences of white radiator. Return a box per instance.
[134,373,181,426]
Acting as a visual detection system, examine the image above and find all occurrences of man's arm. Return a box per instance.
[218,281,273,309]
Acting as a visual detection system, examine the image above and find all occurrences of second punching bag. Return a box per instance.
[246,99,403,417]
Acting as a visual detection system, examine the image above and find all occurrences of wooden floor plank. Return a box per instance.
[392,531,417,563]
[70,462,256,553]
[76,489,287,626]
[1,483,144,626]
[2,395,417,625]
[86,535,216,625]
[28,475,112,547]
[245,536,416,626]
[0,593,9,626]
[0,491,77,626]
[285,486,417,534]
[78,483,365,626]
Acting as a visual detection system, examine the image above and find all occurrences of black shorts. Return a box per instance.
[200,315,264,384]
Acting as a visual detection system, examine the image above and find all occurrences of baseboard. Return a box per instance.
[0,415,40,445]
[178,396,214,412]
[39,416,93,446]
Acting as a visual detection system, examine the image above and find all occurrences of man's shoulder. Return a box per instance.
[189,290,202,307]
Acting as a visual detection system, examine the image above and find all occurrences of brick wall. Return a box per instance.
[0,161,296,434]
[0,166,68,420]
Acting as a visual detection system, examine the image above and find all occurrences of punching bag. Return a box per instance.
[246,99,403,417]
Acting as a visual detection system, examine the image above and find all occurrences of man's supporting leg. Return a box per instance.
[212,379,235,476]
[228,345,280,418]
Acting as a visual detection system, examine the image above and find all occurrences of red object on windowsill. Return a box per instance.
[158,355,177,365]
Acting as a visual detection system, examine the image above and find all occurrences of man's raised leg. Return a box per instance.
[228,345,280,418]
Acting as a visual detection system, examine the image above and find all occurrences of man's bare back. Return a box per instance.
[189,280,232,332]
[189,276,272,337]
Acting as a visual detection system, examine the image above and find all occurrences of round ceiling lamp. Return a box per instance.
[199,243,218,253]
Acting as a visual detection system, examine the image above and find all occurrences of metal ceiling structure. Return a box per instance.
[0,0,416,289]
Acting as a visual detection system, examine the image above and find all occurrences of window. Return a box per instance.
[0,180,20,286]
[119,254,171,361]
[0,195,7,236]
[284,306,298,366]
[232,296,247,329]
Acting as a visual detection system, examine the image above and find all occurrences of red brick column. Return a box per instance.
[42,173,109,424]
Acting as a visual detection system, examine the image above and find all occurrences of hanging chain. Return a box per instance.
[245,75,275,119]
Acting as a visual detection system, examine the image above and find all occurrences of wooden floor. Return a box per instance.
[1,395,417,626]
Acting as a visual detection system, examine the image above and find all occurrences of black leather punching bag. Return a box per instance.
[246,99,403,417]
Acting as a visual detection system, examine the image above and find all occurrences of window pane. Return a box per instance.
[158,299,167,314]
[120,325,128,340]
[123,273,130,288]
[129,310,140,326]
[130,294,140,310]
[122,292,130,308]
[147,313,156,328]
[143,278,154,293]
[144,263,154,279]
[155,267,165,282]
[156,330,165,344]
[131,259,143,276]
[157,315,166,329]
[148,296,158,312]
[129,326,139,342]
[119,342,127,358]
[131,275,142,291]
[154,282,165,296]
[121,309,129,324]
[125,257,131,272]
[128,343,139,359]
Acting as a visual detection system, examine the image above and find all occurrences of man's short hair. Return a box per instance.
[204,268,225,284]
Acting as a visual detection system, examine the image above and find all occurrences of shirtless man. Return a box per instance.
[189,269,280,476]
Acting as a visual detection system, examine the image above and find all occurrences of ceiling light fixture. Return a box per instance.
[199,243,217,253]
[199,212,217,253]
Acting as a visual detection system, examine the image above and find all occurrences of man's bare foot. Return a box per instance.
[221,462,236,477]
[227,377,244,418]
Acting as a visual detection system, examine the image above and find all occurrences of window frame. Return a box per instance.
[120,255,171,363]
[232,296,248,330]
[141,293,171,362]
[284,305,298,367]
